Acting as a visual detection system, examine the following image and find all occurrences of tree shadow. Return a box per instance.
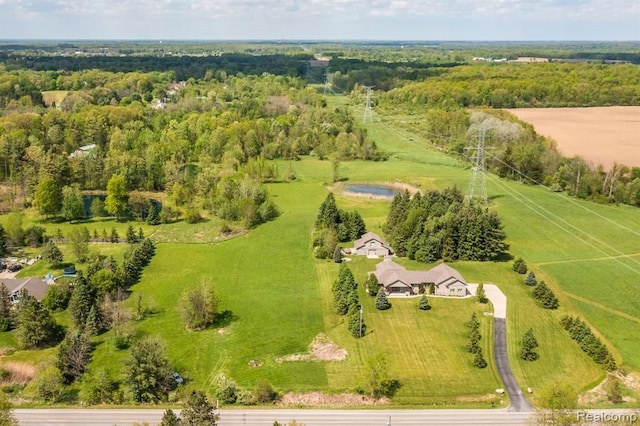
[214,310,238,328]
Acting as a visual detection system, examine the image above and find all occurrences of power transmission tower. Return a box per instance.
[466,129,490,205]
[323,67,334,95]
[363,86,375,123]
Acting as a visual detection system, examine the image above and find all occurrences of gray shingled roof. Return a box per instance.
[374,259,467,288]
[0,278,49,301]
[354,232,392,251]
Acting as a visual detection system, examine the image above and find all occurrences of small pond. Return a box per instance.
[344,184,400,198]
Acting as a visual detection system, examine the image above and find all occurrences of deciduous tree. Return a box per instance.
[124,336,175,403]
[105,174,128,220]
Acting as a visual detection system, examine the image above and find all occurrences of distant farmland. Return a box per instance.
[508,106,640,169]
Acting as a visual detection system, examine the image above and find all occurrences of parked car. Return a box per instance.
[172,372,184,384]
[7,264,21,272]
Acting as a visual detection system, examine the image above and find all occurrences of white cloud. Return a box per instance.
[0,0,638,39]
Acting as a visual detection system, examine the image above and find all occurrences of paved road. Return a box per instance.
[14,408,534,425]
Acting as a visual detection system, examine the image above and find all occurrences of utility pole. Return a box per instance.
[466,129,490,205]
[363,85,375,123]
[323,67,333,95]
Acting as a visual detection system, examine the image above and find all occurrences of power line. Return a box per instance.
[465,129,489,205]
[363,86,375,124]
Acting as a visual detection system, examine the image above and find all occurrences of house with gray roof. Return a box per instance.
[0,278,50,303]
[353,232,393,258]
[373,259,468,296]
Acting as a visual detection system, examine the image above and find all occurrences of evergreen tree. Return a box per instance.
[520,328,539,361]
[315,193,339,230]
[513,257,527,274]
[110,228,120,243]
[428,283,435,294]
[332,247,343,263]
[532,281,559,309]
[42,241,64,267]
[347,304,366,338]
[15,292,62,349]
[375,287,391,310]
[160,409,180,426]
[525,271,537,286]
[348,211,367,240]
[126,225,138,244]
[366,273,380,296]
[473,347,488,368]
[0,283,14,331]
[180,390,220,425]
[418,294,431,310]
[85,304,104,335]
[476,282,488,303]
[146,202,161,225]
[68,273,95,329]
[467,312,480,330]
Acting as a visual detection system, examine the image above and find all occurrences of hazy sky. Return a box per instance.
[0,0,638,40]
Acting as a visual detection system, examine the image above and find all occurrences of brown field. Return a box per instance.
[41,90,69,107]
[508,106,640,169]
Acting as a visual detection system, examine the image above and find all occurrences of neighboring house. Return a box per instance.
[353,232,393,258]
[69,143,97,159]
[0,278,50,303]
[373,259,469,297]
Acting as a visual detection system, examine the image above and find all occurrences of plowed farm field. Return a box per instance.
[509,106,640,169]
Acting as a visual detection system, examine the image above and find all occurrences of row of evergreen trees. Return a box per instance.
[383,188,508,263]
[313,193,367,259]
[532,281,559,309]
[560,316,617,371]
[332,264,366,338]
[466,313,487,368]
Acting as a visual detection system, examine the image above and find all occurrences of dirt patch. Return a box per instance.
[275,333,347,363]
[579,372,640,405]
[277,391,389,407]
[0,361,37,385]
[508,106,640,169]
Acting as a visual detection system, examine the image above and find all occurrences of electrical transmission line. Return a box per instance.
[363,86,375,123]
[465,129,490,205]
[323,67,334,96]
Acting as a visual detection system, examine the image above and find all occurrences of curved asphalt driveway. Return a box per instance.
[484,284,533,412]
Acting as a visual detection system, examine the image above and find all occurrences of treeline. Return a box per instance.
[411,109,640,207]
[1,52,312,81]
[560,315,617,371]
[0,71,384,225]
[381,62,640,109]
[383,187,509,263]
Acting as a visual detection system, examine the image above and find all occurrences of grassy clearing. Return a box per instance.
[41,91,69,107]
[91,181,329,394]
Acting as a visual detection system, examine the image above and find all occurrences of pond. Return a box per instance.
[344,184,400,198]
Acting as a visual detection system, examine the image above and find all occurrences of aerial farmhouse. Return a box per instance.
[373,259,469,296]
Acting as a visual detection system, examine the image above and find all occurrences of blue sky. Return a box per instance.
[0,0,638,40]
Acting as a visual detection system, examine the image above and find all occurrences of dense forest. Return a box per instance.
[0,69,385,223]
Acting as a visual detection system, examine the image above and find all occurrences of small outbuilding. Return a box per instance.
[353,232,394,258]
